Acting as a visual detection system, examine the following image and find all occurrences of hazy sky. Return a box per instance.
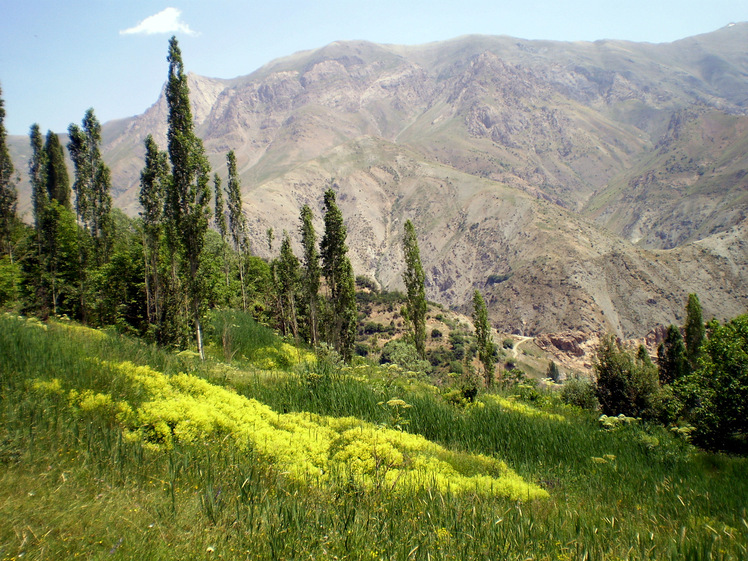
[1,0,747,135]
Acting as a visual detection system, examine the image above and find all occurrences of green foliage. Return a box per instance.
[298,204,320,346]
[472,289,495,385]
[560,376,599,410]
[67,108,113,265]
[165,36,213,359]
[2,314,748,560]
[685,293,705,370]
[546,360,560,382]
[402,219,427,358]
[486,273,511,285]
[0,255,20,307]
[681,315,748,451]
[594,334,661,419]
[274,231,301,338]
[320,187,356,361]
[502,337,514,349]
[0,85,18,258]
[379,339,431,374]
[138,134,169,329]
[43,130,70,209]
[657,324,689,384]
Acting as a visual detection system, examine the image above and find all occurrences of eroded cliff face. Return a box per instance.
[9,26,748,337]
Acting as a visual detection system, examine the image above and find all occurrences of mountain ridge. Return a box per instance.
[7,26,748,337]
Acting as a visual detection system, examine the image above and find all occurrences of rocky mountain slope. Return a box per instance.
[8,24,748,337]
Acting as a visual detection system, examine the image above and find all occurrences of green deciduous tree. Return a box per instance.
[139,135,169,329]
[165,36,212,359]
[657,324,688,385]
[44,131,70,209]
[402,219,427,359]
[68,108,113,265]
[472,289,495,386]
[299,204,320,346]
[0,85,18,259]
[594,335,660,419]
[681,315,748,451]
[684,293,705,370]
[275,231,300,338]
[28,125,47,236]
[320,187,356,361]
[225,151,249,311]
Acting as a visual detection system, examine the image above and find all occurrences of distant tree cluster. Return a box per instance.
[593,293,747,451]
[0,39,360,363]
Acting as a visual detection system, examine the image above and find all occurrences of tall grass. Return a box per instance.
[1,312,747,560]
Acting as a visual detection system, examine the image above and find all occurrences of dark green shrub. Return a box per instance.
[560,377,598,410]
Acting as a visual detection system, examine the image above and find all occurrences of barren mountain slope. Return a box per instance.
[6,26,748,336]
[235,137,748,338]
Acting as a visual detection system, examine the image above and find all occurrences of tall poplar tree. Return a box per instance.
[684,293,705,370]
[165,36,212,359]
[402,219,427,358]
[299,204,320,346]
[68,108,113,265]
[44,131,70,209]
[320,187,356,360]
[657,324,688,384]
[473,289,495,386]
[28,125,47,237]
[275,231,300,338]
[139,134,169,328]
[0,86,18,258]
[225,150,248,310]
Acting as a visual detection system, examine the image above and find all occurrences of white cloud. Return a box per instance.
[120,7,197,36]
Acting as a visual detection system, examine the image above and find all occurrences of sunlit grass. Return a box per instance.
[1,312,747,560]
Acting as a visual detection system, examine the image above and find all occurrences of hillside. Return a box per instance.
[7,24,748,337]
[1,312,747,560]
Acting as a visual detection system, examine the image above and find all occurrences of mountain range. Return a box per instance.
[8,23,748,338]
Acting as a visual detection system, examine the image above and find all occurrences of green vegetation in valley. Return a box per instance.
[1,312,747,560]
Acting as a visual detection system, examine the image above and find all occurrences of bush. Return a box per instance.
[379,339,431,374]
[502,338,514,350]
[679,315,748,451]
[560,377,598,410]
[594,335,660,420]
[431,328,443,339]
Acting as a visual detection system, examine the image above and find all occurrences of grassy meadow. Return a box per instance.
[1,312,747,560]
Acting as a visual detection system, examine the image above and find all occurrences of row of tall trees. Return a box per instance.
[0,39,368,364]
[271,187,357,361]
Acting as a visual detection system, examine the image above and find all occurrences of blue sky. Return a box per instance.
[1,0,747,136]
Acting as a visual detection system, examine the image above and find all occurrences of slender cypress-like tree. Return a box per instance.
[139,134,169,328]
[225,150,248,310]
[28,125,47,236]
[276,231,300,338]
[657,324,689,385]
[337,256,357,363]
[213,172,231,293]
[214,173,228,242]
[402,219,427,358]
[67,108,113,265]
[299,204,320,346]
[320,187,356,359]
[44,131,71,209]
[321,187,347,301]
[684,293,705,370]
[473,289,495,386]
[0,86,18,258]
[165,36,212,359]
